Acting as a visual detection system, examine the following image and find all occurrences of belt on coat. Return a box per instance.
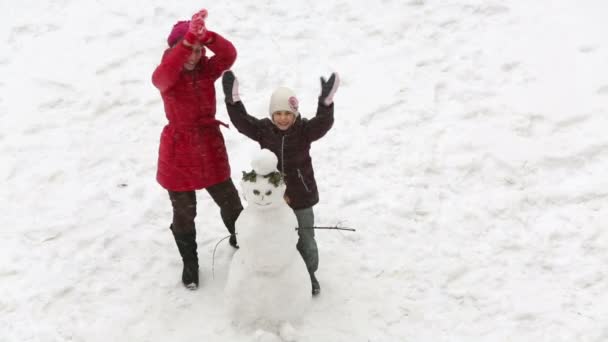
[168,118,229,129]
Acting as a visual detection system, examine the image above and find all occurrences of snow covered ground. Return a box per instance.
[2,0,608,341]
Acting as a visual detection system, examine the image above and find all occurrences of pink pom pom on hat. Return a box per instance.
[167,20,190,47]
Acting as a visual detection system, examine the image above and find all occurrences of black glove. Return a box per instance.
[319,72,340,106]
[222,70,240,104]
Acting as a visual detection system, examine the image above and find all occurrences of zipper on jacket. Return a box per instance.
[297,168,311,192]
[281,135,286,176]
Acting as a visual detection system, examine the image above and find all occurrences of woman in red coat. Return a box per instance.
[152,9,242,290]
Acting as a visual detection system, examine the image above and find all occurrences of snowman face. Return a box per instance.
[242,177,286,210]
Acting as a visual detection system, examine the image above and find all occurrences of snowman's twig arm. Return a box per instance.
[295,226,356,232]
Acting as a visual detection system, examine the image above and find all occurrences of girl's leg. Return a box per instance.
[294,207,320,295]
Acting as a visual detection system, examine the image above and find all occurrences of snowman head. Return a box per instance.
[241,149,286,210]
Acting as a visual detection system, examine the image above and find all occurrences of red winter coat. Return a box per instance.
[152,32,237,191]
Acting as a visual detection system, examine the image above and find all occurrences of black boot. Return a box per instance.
[310,272,321,296]
[229,234,239,248]
[171,226,199,290]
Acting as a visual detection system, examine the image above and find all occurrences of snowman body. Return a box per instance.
[225,150,310,327]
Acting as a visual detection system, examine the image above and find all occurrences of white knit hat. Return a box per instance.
[268,86,299,117]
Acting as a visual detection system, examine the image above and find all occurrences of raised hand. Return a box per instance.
[184,9,210,44]
[222,70,241,104]
[320,72,339,106]
[190,9,208,35]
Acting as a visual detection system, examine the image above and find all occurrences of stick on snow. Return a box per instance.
[295,226,356,232]
[212,235,231,279]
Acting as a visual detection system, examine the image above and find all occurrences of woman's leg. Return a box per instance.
[206,178,243,247]
[168,190,197,233]
[168,190,199,289]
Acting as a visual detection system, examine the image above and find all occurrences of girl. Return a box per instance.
[221,70,339,295]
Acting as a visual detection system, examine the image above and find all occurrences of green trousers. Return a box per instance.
[294,207,319,274]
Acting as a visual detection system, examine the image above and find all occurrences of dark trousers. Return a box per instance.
[168,178,243,235]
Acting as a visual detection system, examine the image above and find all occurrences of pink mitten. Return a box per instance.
[184,9,209,44]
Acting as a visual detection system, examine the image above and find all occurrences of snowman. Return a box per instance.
[225,149,311,341]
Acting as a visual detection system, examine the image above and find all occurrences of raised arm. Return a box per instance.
[204,32,237,80]
[151,9,237,91]
[222,71,263,141]
[151,44,191,93]
[152,11,207,92]
[305,72,340,142]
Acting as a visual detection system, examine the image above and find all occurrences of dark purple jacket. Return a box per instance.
[226,100,334,209]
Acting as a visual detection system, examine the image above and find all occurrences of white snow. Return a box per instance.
[226,150,310,336]
[2,0,608,341]
[251,149,279,176]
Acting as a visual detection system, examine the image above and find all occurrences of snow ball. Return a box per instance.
[251,149,278,176]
